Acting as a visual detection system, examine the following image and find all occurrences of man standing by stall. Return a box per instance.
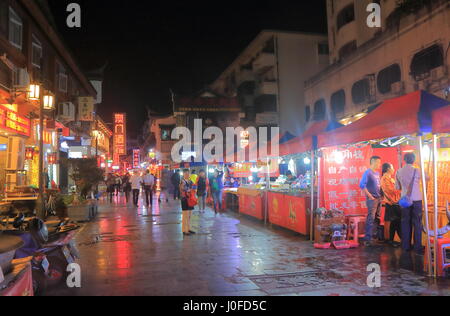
[360,156,383,246]
[396,153,425,254]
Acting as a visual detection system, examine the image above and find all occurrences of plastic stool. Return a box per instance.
[426,238,450,277]
[346,215,366,243]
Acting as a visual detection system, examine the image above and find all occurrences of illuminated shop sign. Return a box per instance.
[0,104,31,136]
[113,113,127,159]
[133,149,140,168]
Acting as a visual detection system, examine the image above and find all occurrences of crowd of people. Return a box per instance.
[104,168,228,237]
[359,153,426,254]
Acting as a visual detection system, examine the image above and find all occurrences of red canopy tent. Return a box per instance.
[278,121,329,157]
[432,105,450,134]
[318,91,450,148]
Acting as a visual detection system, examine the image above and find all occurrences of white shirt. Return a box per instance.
[395,164,423,202]
[142,174,155,186]
[130,175,142,190]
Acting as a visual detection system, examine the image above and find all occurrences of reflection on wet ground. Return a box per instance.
[47,194,450,296]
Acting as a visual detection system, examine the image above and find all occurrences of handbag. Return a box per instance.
[399,169,417,208]
[187,190,198,208]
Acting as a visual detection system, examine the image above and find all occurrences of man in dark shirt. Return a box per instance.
[359,156,382,246]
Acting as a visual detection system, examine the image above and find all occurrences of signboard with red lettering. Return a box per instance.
[113,113,127,163]
[0,105,30,137]
[132,149,140,169]
[322,146,372,215]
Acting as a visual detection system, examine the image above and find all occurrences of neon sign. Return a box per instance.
[0,105,30,136]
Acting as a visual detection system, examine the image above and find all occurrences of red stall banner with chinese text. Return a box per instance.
[322,146,372,215]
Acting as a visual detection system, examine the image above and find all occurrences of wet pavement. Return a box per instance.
[47,194,450,296]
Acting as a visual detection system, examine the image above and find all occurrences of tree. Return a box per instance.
[68,158,104,199]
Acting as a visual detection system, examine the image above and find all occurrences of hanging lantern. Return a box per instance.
[43,94,55,110]
[48,153,58,165]
[28,84,40,101]
[25,147,35,160]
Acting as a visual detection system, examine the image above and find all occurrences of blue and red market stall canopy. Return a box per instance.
[432,105,450,134]
[318,91,450,148]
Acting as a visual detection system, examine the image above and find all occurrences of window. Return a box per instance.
[377,64,401,94]
[57,62,68,92]
[8,7,22,50]
[352,79,371,104]
[31,35,43,68]
[410,44,444,81]
[305,106,311,122]
[331,90,346,118]
[313,99,326,121]
[318,43,329,55]
[339,40,357,60]
[337,4,355,31]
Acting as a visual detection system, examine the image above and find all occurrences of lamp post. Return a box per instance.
[36,88,55,219]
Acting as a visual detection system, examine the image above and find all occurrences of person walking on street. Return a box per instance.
[123,173,132,203]
[143,170,155,208]
[114,174,122,197]
[381,163,402,247]
[106,174,116,203]
[180,169,195,236]
[196,169,209,213]
[130,171,142,207]
[360,156,383,246]
[396,153,426,254]
[171,170,181,200]
[210,169,224,214]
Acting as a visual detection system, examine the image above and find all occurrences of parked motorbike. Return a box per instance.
[1,213,80,295]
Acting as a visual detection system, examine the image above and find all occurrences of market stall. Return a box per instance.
[316,90,449,274]
[265,121,332,236]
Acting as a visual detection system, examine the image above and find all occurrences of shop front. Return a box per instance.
[316,90,449,273]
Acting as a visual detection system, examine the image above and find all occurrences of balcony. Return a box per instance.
[255,81,278,97]
[253,53,276,73]
[237,69,256,86]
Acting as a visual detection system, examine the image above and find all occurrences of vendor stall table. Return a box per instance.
[237,187,266,221]
[223,188,239,213]
[267,191,311,235]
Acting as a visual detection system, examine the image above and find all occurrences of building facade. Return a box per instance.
[210,30,329,136]
[305,0,450,126]
[0,0,101,195]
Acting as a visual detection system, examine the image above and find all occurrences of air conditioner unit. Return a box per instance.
[58,102,75,121]
[14,68,30,88]
[6,137,25,170]
[391,81,404,94]
[431,66,447,81]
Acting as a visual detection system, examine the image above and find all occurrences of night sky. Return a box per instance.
[47,0,327,137]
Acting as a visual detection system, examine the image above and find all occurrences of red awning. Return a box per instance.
[278,121,329,156]
[432,105,450,134]
[318,91,450,148]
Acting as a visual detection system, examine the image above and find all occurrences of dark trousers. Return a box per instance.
[401,201,423,251]
[132,189,140,206]
[173,186,180,200]
[144,186,153,206]
[385,204,402,242]
[364,198,382,241]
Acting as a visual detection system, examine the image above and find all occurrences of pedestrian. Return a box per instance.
[196,169,209,213]
[171,169,181,200]
[106,174,116,203]
[180,169,195,236]
[114,174,122,197]
[130,171,142,207]
[210,169,224,214]
[122,173,132,203]
[381,163,402,247]
[396,153,426,254]
[142,170,155,207]
[359,156,383,246]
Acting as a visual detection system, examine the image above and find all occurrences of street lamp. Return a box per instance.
[36,86,56,219]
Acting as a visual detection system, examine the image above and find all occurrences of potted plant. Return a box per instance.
[65,158,104,222]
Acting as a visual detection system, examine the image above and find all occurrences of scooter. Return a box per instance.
[1,214,80,295]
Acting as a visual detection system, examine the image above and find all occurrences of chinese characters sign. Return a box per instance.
[113,113,127,160]
[78,97,95,121]
[133,149,140,169]
[322,146,371,215]
[0,104,30,136]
